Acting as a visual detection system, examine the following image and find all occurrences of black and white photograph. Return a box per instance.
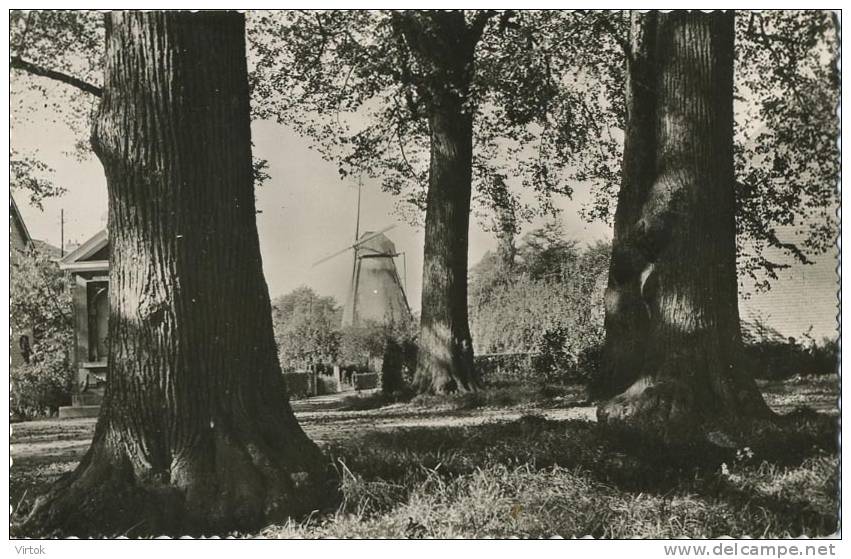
[6,6,842,545]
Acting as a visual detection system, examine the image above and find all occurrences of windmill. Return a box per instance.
[313,179,412,328]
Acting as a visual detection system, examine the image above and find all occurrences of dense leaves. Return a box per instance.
[248,10,622,229]
[469,221,610,376]
[271,286,342,370]
[12,9,838,289]
[10,247,74,417]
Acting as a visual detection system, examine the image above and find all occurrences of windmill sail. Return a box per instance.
[311,179,409,328]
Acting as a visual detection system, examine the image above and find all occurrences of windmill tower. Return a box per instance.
[313,180,412,328]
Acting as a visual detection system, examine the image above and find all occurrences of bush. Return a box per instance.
[271,286,341,371]
[283,372,312,399]
[474,353,538,384]
[339,317,419,393]
[576,341,604,383]
[469,228,609,385]
[744,338,839,380]
[10,247,74,418]
[11,359,72,419]
[534,326,575,383]
[316,374,339,395]
[353,372,379,390]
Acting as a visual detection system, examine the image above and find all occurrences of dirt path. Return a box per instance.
[9,376,837,506]
[10,404,594,462]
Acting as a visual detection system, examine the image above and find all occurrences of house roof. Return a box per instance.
[59,228,109,273]
[10,195,33,248]
[32,239,63,259]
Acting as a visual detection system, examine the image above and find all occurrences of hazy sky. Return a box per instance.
[11,73,838,341]
[11,105,613,312]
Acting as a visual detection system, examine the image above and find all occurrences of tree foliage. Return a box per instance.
[248,10,622,227]
[733,10,839,287]
[10,247,74,417]
[9,10,272,192]
[581,10,839,286]
[9,11,103,208]
[10,157,67,210]
[9,10,840,289]
[271,286,341,370]
[469,221,610,365]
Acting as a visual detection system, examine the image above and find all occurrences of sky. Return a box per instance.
[11,109,613,309]
[10,75,838,342]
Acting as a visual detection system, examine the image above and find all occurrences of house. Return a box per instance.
[10,196,63,380]
[10,196,34,371]
[57,229,109,419]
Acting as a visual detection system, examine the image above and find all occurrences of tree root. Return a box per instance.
[597,376,777,447]
[17,419,339,538]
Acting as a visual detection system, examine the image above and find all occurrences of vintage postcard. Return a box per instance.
[6,4,842,553]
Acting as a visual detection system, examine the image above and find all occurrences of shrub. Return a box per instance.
[534,326,575,383]
[744,338,839,380]
[11,358,72,419]
[271,286,340,371]
[10,247,74,418]
[316,374,339,395]
[474,353,537,384]
[283,371,312,399]
[576,341,604,383]
[340,317,419,392]
[469,228,609,385]
[354,372,379,390]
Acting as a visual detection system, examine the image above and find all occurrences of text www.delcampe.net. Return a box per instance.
[663,544,837,558]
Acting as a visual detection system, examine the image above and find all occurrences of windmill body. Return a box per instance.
[312,180,411,330]
[342,231,411,327]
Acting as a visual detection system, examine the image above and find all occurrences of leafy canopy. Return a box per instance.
[248,10,622,227]
[733,11,839,287]
[271,286,341,370]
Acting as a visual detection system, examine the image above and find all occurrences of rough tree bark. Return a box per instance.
[22,12,337,537]
[394,11,488,393]
[493,203,518,273]
[596,11,771,438]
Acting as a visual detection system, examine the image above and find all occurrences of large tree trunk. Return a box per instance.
[22,12,337,537]
[597,11,771,438]
[415,95,479,392]
[592,12,659,400]
[394,11,484,393]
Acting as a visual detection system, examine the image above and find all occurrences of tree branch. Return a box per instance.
[11,56,102,97]
[764,228,814,266]
[468,10,497,44]
[594,12,632,62]
[391,98,426,191]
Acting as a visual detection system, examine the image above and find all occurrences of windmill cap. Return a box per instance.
[357,231,396,254]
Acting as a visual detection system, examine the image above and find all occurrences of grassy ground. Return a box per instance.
[10,375,839,538]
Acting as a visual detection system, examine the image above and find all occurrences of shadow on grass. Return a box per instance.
[338,383,587,412]
[319,409,838,537]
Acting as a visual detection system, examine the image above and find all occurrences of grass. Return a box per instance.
[339,382,587,412]
[759,375,840,413]
[11,375,839,538]
[262,409,838,538]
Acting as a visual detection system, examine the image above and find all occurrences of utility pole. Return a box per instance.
[60,209,64,257]
[402,252,407,295]
[350,175,362,325]
[354,175,362,242]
